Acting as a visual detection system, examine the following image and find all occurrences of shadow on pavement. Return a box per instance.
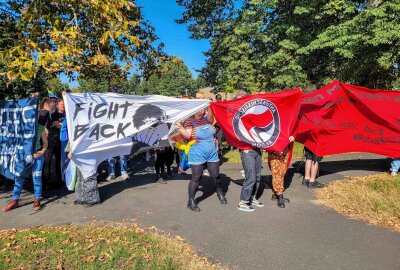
[230,157,390,194]
[292,158,390,177]
[195,173,231,204]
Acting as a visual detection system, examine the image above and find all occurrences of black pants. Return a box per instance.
[175,149,181,166]
[155,147,174,175]
[165,147,174,169]
[188,162,222,200]
[43,142,62,188]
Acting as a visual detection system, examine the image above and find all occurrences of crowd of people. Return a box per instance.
[1,90,398,214]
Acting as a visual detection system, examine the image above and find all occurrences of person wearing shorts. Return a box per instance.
[303,147,324,188]
[175,108,227,212]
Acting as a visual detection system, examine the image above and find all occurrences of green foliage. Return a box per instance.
[178,0,400,91]
[137,57,201,97]
[0,0,162,84]
[0,4,45,99]
[47,77,69,97]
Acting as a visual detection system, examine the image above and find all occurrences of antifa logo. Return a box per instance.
[233,99,280,148]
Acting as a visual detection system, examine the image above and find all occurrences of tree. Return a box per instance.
[47,77,69,97]
[0,0,162,83]
[177,0,400,91]
[137,57,199,96]
[0,5,47,99]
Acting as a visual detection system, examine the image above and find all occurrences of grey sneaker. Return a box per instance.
[307,180,325,188]
[391,171,397,176]
[251,198,264,207]
[157,177,167,184]
[238,202,255,212]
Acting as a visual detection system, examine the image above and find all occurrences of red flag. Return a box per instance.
[296,80,400,157]
[211,89,302,152]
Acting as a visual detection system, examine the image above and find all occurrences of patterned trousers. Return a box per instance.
[75,170,100,204]
[268,151,289,195]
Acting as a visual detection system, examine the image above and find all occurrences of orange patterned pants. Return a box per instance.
[268,151,289,195]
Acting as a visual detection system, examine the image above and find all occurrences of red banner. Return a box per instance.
[296,80,400,157]
[211,89,302,152]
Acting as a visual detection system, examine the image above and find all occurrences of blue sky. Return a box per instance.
[62,0,209,87]
[137,0,210,76]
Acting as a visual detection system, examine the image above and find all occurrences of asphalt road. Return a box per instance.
[1,153,399,270]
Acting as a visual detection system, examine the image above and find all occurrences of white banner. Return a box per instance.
[63,93,209,179]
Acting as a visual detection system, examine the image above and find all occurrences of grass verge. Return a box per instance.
[315,173,400,232]
[223,142,304,163]
[0,224,228,270]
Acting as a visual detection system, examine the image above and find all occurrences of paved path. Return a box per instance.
[1,153,400,270]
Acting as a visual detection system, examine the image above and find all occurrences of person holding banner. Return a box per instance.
[66,150,101,207]
[237,147,264,212]
[268,136,295,208]
[175,108,227,212]
[303,147,325,188]
[2,108,49,212]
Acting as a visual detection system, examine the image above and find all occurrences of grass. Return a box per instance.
[315,173,400,232]
[222,142,305,163]
[0,224,228,270]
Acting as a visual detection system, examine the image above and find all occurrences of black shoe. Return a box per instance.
[187,198,200,212]
[302,178,310,186]
[307,180,325,188]
[216,191,227,204]
[272,194,290,203]
[74,200,84,205]
[277,194,286,208]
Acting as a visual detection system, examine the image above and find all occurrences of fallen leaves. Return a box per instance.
[57,255,64,270]
[175,235,185,242]
[85,255,96,262]
[315,173,400,232]
[0,223,229,270]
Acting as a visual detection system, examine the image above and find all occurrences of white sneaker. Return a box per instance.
[391,171,397,176]
[121,173,129,180]
[106,175,115,181]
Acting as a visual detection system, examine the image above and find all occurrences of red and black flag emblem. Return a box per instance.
[211,89,302,152]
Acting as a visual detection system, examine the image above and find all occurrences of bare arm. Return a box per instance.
[34,130,48,159]
[206,108,214,124]
[175,122,192,140]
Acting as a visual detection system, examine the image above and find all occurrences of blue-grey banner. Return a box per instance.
[0,97,38,180]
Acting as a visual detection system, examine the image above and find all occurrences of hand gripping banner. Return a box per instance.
[210,89,302,152]
[64,93,209,179]
[296,80,400,157]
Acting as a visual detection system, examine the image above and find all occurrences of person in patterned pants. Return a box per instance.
[268,136,295,208]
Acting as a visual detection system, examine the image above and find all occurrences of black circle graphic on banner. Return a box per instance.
[233,99,280,148]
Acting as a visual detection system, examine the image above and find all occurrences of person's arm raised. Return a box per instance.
[175,122,192,140]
